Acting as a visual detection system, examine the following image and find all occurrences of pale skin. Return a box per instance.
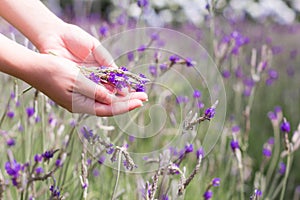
[0,0,148,116]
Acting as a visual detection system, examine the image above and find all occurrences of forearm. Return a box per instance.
[0,34,40,81]
[0,0,65,50]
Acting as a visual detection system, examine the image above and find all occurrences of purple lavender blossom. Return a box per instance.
[5,160,21,178]
[196,147,205,159]
[185,57,194,67]
[6,138,15,147]
[176,96,189,104]
[106,144,114,154]
[212,178,220,187]
[267,137,275,145]
[127,51,134,62]
[99,25,108,37]
[93,169,100,177]
[162,194,169,200]
[6,111,15,119]
[232,125,240,133]
[204,107,215,119]
[279,162,286,175]
[262,148,272,158]
[49,185,61,198]
[137,0,149,8]
[280,120,291,133]
[89,72,101,84]
[169,55,180,63]
[203,190,213,200]
[222,69,231,78]
[149,65,157,77]
[137,44,147,52]
[34,154,43,162]
[235,66,243,78]
[255,189,262,196]
[230,140,239,151]
[197,101,204,109]
[150,32,159,41]
[193,89,201,98]
[159,63,167,71]
[81,126,94,141]
[42,150,55,161]
[268,111,277,121]
[185,144,194,153]
[35,167,44,174]
[98,156,106,165]
[55,159,63,167]
[26,107,35,118]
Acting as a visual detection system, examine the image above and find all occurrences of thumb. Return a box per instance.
[93,44,118,68]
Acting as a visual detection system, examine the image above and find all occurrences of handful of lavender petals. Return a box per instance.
[79,66,150,92]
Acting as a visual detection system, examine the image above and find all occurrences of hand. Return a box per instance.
[25,54,147,116]
[38,23,116,68]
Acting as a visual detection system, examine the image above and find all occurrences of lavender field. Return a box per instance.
[0,0,300,199]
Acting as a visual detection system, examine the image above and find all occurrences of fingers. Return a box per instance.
[72,93,144,116]
[93,44,118,68]
[94,99,144,116]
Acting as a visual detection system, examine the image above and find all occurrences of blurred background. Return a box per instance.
[44,0,300,25]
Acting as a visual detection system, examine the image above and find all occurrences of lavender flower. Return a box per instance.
[99,25,108,37]
[55,159,63,167]
[6,138,15,147]
[80,66,149,92]
[278,162,286,175]
[262,147,272,158]
[212,178,220,187]
[162,194,169,200]
[176,96,189,104]
[268,111,277,121]
[268,137,275,145]
[204,107,215,119]
[137,0,149,8]
[98,156,106,165]
[49,185,61,198]
[185,57,194,67]
[185,144,194,153]
[34,154,43,162]
[149,65,157,77]
[5,160,21,178]
[106,143,114,154]
[159,63,167,71]
[42,150,56,161]
[137,44,147,52]
[203,190,213,200]
[5,160,22,186]
[6,111,14,119]
[169,55,180,63]
[26,107,35,118]
[222,69,231,78]
[280,119,291,133]
[232,125,240,133]
[196,147,205,159]
[127,51,134,62]
[93,169,100,177]
[193,89,201,98]
[230,140,240,151]
[35,167,44,175]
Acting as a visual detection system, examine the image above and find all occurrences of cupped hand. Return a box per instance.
[38,23,117,68]
[26,54,147,116]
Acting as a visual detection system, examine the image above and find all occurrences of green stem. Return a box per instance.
[279,153,293,200]
[111,150,122,200]
[265,174,280,199]
[239,165,245,200]
[266,125,280,185]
